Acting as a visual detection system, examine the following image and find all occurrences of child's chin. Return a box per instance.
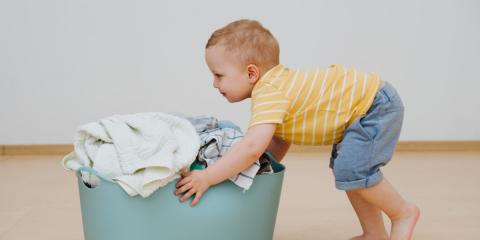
[225,97,239,103]
[226,96,247,103]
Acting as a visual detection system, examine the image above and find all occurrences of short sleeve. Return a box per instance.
[249,84,291,128]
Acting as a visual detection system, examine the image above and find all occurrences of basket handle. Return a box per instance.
[76,166,116,183]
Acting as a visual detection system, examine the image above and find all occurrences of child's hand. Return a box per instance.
[175,170,211,207]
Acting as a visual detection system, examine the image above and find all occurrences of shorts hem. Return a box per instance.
[335,171,384,190]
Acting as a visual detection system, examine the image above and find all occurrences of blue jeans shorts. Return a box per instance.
[329,81,404,190]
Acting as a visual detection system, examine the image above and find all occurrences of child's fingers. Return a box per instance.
[181,171,194,178]
[175,181,192,195]
[190,191,203,207]
[176,176,191,188]
[180,188,196,202]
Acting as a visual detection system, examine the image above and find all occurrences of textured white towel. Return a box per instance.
[62,112,200,198]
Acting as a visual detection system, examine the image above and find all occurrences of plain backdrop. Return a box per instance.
[1,0,479,144]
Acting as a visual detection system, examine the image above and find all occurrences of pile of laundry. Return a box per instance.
[62,112,273,198]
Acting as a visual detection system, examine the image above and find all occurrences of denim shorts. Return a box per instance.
[329,81,404,190]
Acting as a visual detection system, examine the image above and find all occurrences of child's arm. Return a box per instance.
[175,123,277,206]
[266,135,291,161]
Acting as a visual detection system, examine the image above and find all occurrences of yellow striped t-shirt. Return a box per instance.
[249,64,381,145]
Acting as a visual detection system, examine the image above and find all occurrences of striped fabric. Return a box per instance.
[249,64,381,145]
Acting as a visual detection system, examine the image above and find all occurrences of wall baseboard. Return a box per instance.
[290,141,480,153]
[394,141,480,152]
[1,141,480,156]
[1,144,74,156]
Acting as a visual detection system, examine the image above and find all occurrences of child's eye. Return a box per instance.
[215,74,223,79]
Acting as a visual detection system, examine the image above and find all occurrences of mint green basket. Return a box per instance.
[76,155,285,240]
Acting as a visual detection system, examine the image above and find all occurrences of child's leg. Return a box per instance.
[328,82,414,238]
[350,178,420,240]
[346,190,388,240]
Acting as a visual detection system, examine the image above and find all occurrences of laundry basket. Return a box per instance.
[75,153,285,240]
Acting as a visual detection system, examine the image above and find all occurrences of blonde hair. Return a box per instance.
[206,19,280,71]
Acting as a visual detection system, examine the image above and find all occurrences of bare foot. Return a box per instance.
[349,233,388,240]
[390,203,420,240]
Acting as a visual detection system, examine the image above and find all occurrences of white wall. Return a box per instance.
[1,0,479,144]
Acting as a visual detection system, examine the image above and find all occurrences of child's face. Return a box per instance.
[205,46,255,103]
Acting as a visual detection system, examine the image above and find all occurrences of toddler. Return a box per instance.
[175,19,420,240]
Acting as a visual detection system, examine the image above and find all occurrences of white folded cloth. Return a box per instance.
[62,112,200,198]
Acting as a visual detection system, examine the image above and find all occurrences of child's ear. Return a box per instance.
[246,64,260,84]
